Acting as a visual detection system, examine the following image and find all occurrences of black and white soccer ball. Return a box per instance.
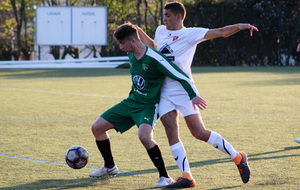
[65,145,89,169]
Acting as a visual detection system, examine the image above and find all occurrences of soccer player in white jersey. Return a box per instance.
[137,1,258,188]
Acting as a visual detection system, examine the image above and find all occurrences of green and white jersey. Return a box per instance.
[124,46,199,106]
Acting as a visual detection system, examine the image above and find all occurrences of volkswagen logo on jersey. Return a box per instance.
[133,74,147,91]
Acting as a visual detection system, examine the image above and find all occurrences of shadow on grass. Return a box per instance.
[1,66,299,79]
[137,185,242,190]
[133,146,300,189]
[128,146,300,175]
[2,146,299,189]
[0,68,130,79]
[0,177,112,190]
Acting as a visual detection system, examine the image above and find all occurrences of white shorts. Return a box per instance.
[158,94,199,117]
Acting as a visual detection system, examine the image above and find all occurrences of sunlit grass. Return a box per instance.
[0,67,299,189]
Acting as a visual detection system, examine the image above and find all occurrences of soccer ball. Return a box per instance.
[65,145,89,169]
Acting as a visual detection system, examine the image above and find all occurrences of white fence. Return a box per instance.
[0,56,129,69]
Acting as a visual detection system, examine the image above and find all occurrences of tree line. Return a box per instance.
[0,0,299,66]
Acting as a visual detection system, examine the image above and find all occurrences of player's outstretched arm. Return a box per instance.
[204,23,259,40]
[135,25,156,49]
[192,96,207,110]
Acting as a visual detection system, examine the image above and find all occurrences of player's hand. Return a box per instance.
[239,24,259,36]
[192,96,207,110]
[134,25,142,31]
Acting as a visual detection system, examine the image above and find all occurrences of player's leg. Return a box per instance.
[91,116,113,140]
[184,114,237,156]
[184,113,250,183]
[139,123,173,187]
[161,110,193,178]
[160,110,181,145]
[136,105,173,187]
[159,97,195,188]
[90,103,134,178]
[138,123,156,149]
[90,116,118,177]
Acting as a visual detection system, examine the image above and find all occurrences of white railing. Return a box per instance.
[0,56,129,69]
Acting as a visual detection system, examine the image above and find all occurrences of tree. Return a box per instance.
[94,0,163,56]
[0,0,165,60]
[0,0,38,60]
[0,0,15,60]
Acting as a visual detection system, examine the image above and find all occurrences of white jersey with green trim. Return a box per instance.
[154,25,209,96]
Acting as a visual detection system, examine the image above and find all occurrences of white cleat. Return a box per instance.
[155,176,174,188]
[89,165,119,177]
[295,138,300,144]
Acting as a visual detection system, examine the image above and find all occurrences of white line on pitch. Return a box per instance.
[0,153,134,175]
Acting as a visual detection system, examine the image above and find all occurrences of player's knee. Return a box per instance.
[91,120,103,134]
[162,120,179,137]
[138,133,148,143]
[139,133,152,146]
[161,111,178,128]
[91,123,98,134]
[192,130,210,141]
[165,128,178,139]
[192,130,206,141]
[91,117,109,133]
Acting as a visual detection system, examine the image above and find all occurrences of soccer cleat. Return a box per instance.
[236,152,250,183]
[155,176,174,188]
[89,165,118,177]
[295,138,300,143]
[166,177,196,188]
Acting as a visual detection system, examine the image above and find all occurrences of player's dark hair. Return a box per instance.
[164,1,186,20]
[114,22,138,41]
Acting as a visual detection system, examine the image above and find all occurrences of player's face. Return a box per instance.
[118,39,133,53]
[163,9,180,30]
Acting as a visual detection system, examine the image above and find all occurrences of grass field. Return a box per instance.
[0,67,299,190]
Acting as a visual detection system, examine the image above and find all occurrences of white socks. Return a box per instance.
[170,131,238,175]
[170,141,191,174]
[207,131,238,159]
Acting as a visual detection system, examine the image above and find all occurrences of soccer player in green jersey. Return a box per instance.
[89,22,207,188]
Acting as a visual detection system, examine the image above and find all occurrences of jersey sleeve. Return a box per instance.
[147,47,199,100]
[187,27,209,44]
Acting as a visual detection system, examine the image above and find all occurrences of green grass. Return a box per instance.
[0,67,299,190]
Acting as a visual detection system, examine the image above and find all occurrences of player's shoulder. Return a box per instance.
[185,26,209,33]
[145,46,167,63]
[127,52,135,59]
[156,25,167,33]
[182,27,209,40]
[145,46,163,58]
[157,25,166,30]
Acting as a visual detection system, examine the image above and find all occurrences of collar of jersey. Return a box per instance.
[133,45,148,62]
